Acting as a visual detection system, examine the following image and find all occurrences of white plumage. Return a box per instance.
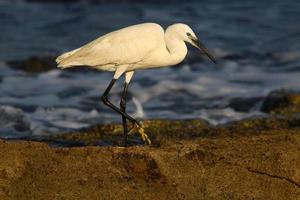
[57,23,163,71]
[56,22,216,145]
[57,23,215,72]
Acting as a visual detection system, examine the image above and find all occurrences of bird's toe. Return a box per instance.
[127,123,151,145]
[127,123,139,136]
[138,127,151,145]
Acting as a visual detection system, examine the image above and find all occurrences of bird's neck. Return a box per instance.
[164,31,187,66]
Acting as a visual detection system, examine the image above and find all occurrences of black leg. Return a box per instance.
[120,82,129,146]
[101,78,140,126]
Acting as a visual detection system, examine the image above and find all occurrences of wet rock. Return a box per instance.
[261,89,300,115]
[216,116,300,137]
[7,56,57,73]
[42,116,300,147]
[44,119,212,147]
[227,97,262,112]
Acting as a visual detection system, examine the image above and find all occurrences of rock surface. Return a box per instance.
[1,117,300,199]
[6,56,57,73]
[227,97,262,112]
[261,89,300,115]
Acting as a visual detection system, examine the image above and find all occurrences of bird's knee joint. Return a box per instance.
[101,95,109,104]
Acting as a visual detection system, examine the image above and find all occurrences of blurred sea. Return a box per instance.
[0,0,300,138]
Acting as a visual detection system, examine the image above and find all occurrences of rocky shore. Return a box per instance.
[1,0,300,198]
[2,55,300,199]
[1,114,300,199]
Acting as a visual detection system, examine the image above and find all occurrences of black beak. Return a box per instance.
[191,37,217,64]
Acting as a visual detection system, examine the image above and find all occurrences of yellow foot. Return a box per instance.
[138,126,151,145]
[128,123,151,145]
[127,123,139,136]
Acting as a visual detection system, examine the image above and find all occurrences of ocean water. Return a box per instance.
[0,0,300,138]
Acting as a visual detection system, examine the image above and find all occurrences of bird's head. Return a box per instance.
[170,23,217,64]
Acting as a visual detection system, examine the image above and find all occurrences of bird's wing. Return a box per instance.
[59,23,164,67]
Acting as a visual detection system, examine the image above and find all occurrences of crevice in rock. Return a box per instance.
[224,161,300,189]
[246,168,300,188]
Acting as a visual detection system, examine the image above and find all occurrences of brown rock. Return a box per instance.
[0,118,300,199]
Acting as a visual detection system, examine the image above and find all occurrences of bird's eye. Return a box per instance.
[186,33,191,36]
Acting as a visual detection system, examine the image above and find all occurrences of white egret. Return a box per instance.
[56,23,216,145]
